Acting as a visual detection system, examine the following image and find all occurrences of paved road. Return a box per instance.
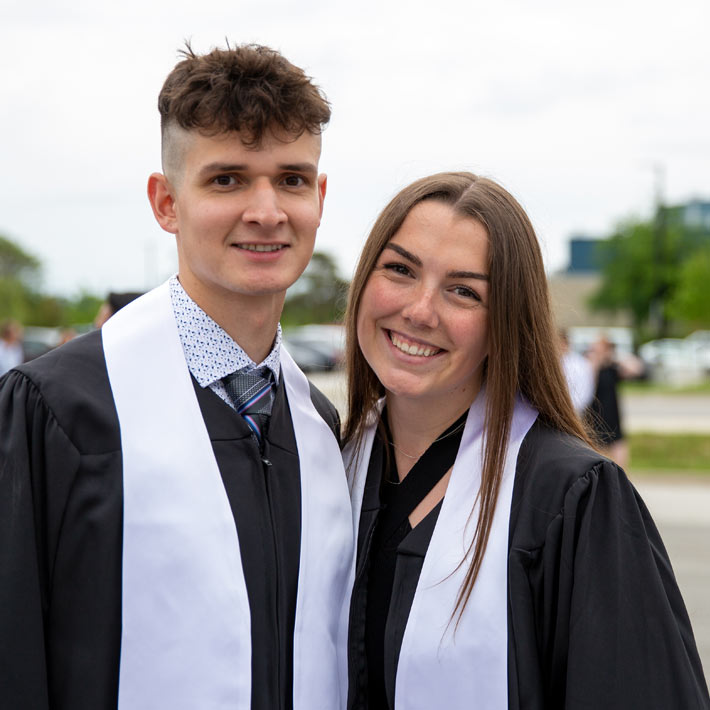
[309,372,710,681]
[623,392,710,433]
[633,479,710,681]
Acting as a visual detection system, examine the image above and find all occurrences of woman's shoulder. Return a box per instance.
[511,419,625,536]
[517,419,607,483]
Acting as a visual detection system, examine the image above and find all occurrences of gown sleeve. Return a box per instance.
[0,370,80,710]
[528,459,709,709]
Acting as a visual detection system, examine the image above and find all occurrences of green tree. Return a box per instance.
[0,234,42,322]
[62,292,104,326]
[0,232,102,327]
[667,246,710,327]
[282,251,349,327]
[589,213,706,339]
[0,234,41,283]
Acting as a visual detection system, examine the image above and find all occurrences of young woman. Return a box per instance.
[342,172,709,709]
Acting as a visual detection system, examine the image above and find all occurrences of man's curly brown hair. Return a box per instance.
[158,42,331,149]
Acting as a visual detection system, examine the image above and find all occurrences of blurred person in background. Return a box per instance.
[342,172,709,710]
[586,334,644,469]
[0,319,24,375]
[0,42,352,710]
[57,328,78,346]
[93,291,144,329]
[557,328,595,414]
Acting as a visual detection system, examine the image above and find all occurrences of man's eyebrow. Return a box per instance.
[197,162,318,177]
[198,162,247,177]
[278,162,318,174]
[384,242,489,280]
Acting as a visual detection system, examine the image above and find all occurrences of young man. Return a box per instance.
[0,45,352,710]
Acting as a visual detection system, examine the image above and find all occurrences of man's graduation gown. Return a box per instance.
[345,395,710,709]
[0,297,351,709]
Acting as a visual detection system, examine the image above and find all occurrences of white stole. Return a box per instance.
[344,390,538,710]
[102,281,353,710]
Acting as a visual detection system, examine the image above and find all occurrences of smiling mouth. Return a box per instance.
[388,330,443,357]
[235,244,286,252]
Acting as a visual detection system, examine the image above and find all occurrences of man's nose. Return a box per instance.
[241,182,287,227]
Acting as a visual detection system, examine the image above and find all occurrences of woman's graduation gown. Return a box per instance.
[346,404,710,709]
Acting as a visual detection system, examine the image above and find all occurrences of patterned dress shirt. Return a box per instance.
[169,276,281,410]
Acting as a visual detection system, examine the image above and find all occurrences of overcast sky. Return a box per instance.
[1,0,708,296]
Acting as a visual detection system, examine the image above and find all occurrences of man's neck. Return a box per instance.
[178,277,285,363]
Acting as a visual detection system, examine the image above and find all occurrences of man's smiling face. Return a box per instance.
[152,127,326,307]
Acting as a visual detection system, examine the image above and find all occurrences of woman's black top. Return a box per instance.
[353,411,467,710]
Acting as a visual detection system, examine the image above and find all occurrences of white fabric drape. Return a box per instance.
[103,281,353,710]
[344,390,538,710]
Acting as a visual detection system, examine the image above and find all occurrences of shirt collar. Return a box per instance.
[169,276,281,387]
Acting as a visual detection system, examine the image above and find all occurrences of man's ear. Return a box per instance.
[147,173,178,234]
[317,173,327,223]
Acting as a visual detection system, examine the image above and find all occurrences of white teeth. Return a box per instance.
[389,332,440,357]
[238,244,283,252]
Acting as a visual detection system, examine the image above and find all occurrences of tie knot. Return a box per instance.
[222,368,274,443]
[223,368,273,413]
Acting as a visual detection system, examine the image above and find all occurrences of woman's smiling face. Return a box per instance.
[356,199,490,413]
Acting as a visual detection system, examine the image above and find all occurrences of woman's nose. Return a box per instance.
[400,286,439,329]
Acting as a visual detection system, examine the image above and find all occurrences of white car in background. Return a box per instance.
[639,334,709,383]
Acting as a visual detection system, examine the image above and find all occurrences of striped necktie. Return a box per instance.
[222,367,274,443]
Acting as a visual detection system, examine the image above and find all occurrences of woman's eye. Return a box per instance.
[383,263,412,277]
[452,285,481,301]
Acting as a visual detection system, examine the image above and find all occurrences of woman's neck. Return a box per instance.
[385,390,476,478]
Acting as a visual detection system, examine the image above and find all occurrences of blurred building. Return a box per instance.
[548,198,710,332]
[667,198,710,231]
[548,233,631,330]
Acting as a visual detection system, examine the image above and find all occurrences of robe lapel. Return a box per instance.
[345,390,538,710]
[103,282,353,710]
[281,347,354,710]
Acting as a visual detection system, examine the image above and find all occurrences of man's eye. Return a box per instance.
[213,175,236,186]
[282,175,305,187]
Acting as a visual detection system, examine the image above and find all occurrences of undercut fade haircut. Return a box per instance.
[158,42,331,149]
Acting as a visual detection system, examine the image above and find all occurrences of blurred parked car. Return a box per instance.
[282,337,336,373]
[685,331,710,375]
[567,326,634,359]
[283,324,345,372]
[22,326,63,361]
[639,337,707,383]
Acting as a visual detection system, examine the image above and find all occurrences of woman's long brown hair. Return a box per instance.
[342,172,593,619]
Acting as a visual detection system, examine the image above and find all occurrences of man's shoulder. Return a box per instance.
[18,329,108,391]
[9,330,121,452]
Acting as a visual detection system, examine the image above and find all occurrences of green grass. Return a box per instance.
[621,379,710,395]
[629,433,710,474]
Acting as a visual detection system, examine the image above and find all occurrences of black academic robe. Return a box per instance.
[0,330,340,710]
[348,421,710,709]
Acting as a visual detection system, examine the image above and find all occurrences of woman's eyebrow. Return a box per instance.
[384,242,489,281]
[447,269,489,281]
[384,242,420,265]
